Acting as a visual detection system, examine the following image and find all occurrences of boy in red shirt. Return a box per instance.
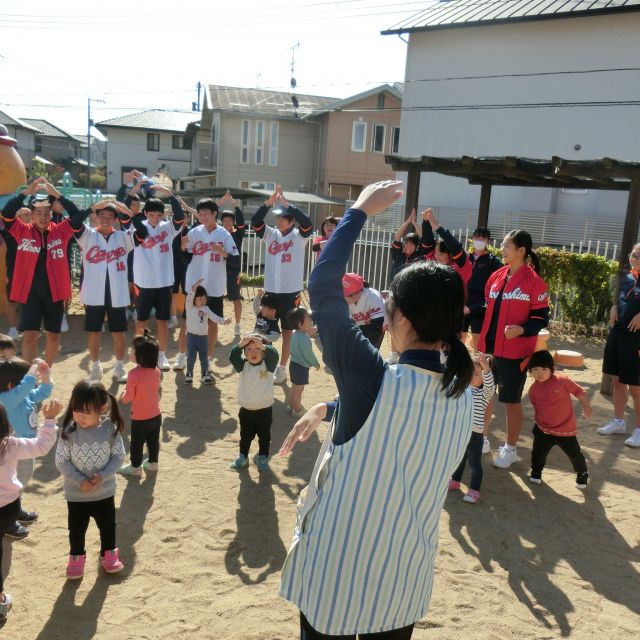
[527,350,592,489]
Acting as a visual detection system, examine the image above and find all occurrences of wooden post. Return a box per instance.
[602,177,640,395]
[477,183,492,228]
[404,166,420,219]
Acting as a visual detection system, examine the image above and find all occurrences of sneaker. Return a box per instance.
[101,322,107,333]
[576,472,589,489]
[173,353,187,371]
[233,323,242,337]
[624,428,640,447]
[273,364,287,385]
[0,593,12,621]
[529,475,543,485]
[168,315,179,329]
[118,463,142,477]
[61,315,70,333]
[113,362,127,383]
[17,510,38,525]
[202,374,213,385]
[89,362,103,383]
[229,454,249,470]
[448,479,461,491]
[463,489,480,504]
[142,459,159,472]
[482,437,491,454]
[5,523,29,540]
[101,548,124,574]
[8,327,18,340]
[597,419,626,436]
[256,454,270,471]
[65,554,86,580]
[493,445,520,469]
[158,353,171,371]
[184,374,193,384]
[385,352,399,365]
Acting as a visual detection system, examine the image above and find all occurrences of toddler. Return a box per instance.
[55,381,126,579]
[0,357,52,538]
[0,334,16,360]
[252,289,281,343]
[229,334,279,471]
[119,331,162,477]
[449,353,494,503]
[184,279,231,385]
[527,350,591,489]
[287,308,320,417]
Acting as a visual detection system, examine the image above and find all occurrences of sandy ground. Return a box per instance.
[1,291,639,640]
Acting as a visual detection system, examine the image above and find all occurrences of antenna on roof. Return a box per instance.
[290,41,300,117]
[256,72,262,89]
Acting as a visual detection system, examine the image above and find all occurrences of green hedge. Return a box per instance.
[239,274,264,286]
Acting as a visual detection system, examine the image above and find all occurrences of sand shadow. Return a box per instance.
[224,469,287,585]
[447,464,640,637]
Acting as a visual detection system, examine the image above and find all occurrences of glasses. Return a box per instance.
[630,253,640,260]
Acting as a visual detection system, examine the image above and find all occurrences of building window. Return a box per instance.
[352,121,366,152]
[391,125,400,154]
[377,93,385,110]
[147,133,160,152]
[240,120,250,164]
[35,138,42,153]
[172,135,190,149]
[371,124,385,153]
[269,122,279,166]
[255,120,264,165]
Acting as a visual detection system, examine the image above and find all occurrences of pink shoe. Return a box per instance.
[66,554,86,580]
[101,548,124,574]
[463,489,481,504]
[448,480,461,491]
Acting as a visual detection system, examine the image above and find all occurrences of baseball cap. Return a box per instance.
[273,207,293,219]
[342,272,364,297]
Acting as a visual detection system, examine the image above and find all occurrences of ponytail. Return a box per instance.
[443,334,473,398]
[107,392,124,434]
[528,249,541,274]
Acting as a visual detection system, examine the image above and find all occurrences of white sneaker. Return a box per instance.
[8,327,18,340]
[482,437,491,454]
[113,362,127,383]
[173,353,187,371]
[89,362,103,382]
[159,353,171,371]
[493,445,520,469]
[233,323,242,337]
[597,420,626,435]
[625,428,640,447]
[385,352,399,365]
[273,364,287,385]
[168,316,178,329]
[60,316,70,333]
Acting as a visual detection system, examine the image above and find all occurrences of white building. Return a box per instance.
[383,0,640,247]
[97,109,200,192]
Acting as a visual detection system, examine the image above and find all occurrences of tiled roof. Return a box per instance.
[383,0,640,34]
[96,109,200,133]
[207,85,337,117]
[0,111,42,133]
[20,118,82,141]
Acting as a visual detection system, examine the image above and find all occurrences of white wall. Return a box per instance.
[104,128,191,192]
[399,13,640,220]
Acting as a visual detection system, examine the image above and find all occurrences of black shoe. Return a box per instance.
[576,472,589,489]
[5,523,29,540]
[17,510,38,525]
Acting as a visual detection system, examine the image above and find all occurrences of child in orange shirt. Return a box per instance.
[527,350,592,489]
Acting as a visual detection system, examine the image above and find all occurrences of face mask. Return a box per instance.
[473,240,487,251]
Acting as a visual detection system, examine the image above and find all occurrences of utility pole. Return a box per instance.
[196,81,202,111]
[87,97,104,191]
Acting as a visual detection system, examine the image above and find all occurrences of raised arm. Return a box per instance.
[251,187,279,239]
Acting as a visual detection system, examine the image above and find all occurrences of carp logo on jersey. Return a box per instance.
[267,239,293,256]
[85,246,127,264]
[191,240,224,256]
[140,230,169,249]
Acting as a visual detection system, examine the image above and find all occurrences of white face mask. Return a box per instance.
[473,240,487,251]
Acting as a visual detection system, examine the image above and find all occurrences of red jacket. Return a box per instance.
[478,264,548,359]
[4,217,75,303]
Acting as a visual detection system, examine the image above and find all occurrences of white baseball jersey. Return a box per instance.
[185,224,239,297]
[348,287,386,327]
[133,219,180,289]
[262,226,309,294]
[77,226,135,307]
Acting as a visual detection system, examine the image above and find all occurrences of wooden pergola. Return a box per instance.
[385,154,640,275]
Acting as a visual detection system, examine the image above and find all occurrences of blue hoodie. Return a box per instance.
[0,374,53,438]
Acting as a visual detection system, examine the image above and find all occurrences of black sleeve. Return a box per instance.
[130,214,149,244]
[436,226,467,268]
[66,198,91,231]
[116,185,127,202]
[251,204,270,239]
[169,196,185,229]
[420,221,435,254]
[1,195,26,227]
[521,307,550,337]
[234,205,245,229]
[289,205,313,238]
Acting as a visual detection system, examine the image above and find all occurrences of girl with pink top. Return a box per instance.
[118,330,162,478]
[0,399,60,621]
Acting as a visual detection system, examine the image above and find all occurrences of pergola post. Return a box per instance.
[477,183,492,228]
[404,166,420,218]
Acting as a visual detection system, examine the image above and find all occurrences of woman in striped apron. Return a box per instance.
[279,181,474,639]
